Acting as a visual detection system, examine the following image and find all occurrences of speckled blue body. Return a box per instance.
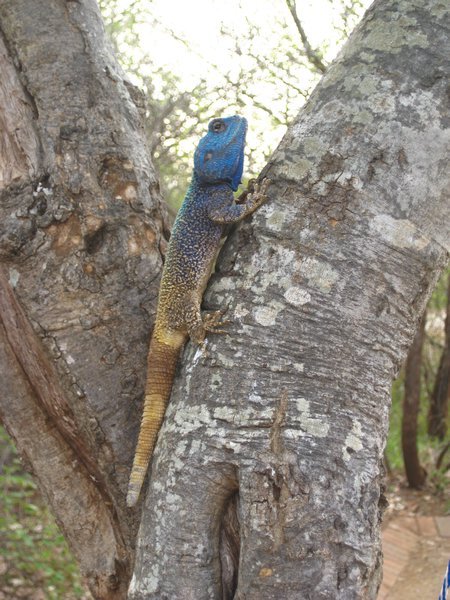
[161,177,224,288]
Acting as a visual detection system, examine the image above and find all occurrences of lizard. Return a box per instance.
[127,115,269,507]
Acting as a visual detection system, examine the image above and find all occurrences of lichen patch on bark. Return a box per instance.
[370,215,430,250]
[343,419,364,462]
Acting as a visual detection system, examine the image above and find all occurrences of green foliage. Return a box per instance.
[0,428,88,599]
[386,377,405,471]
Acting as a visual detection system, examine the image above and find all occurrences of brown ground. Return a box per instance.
[384,475,449,522]
[386,535,450,599]
[380,475,450,600]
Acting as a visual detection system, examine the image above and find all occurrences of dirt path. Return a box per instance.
[379,516,450,599]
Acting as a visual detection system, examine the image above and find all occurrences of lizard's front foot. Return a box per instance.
[247,177,271,213]
[203,309,231,335]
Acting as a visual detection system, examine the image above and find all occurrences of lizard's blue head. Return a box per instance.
[194,115,247,192]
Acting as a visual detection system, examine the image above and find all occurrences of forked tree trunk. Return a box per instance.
[0,0,449,599]
[402,317,426,488]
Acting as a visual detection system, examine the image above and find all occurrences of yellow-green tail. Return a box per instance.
[127,333,182,507]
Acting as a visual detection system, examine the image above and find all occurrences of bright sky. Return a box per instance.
[109,0,373,181]
[134,0,372,89]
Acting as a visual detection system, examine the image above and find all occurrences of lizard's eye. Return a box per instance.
[211,119,226,133]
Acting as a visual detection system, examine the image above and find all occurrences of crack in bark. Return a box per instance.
[220,490,240,600]
[270,389,288,455]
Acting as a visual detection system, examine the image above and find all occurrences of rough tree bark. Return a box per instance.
[402,318,426,488]
[0,1,168,597]
[0,1,448,600]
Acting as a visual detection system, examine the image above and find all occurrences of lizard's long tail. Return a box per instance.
[127,334,182,507]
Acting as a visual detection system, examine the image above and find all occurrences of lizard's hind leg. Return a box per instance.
[203,309,231,335]
[184,302,207,349]
[184,304,230,351]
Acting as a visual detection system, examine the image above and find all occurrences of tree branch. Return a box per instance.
[285,0,327,73]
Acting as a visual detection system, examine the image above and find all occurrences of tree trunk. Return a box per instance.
[402,317,426,488]
[130,0,450,598]
[0,1,168,597]
[0,0,449,599]
[428,274,450,439]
